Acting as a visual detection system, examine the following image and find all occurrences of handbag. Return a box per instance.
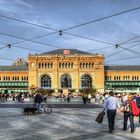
[95,112,105,124]
[131,100,140,116]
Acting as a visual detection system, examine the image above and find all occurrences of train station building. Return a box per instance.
[0,49,140,94]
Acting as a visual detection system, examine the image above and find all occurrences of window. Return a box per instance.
[59,63,61,68]
[81,74,92,88]
[41,75,51,88]
[68,63,71,68]
[61,74,72,88]
[38,63,41,68]
[71,63,73,68]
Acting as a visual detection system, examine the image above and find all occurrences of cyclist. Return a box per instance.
[34,93,43,111]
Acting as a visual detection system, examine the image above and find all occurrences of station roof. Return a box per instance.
[105,65,140,71]
[39,49,94,55]
[0,65,28,71]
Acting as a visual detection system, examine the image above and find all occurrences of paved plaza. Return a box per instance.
[0,108,140,140]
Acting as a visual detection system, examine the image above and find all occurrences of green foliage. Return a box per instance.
[82,87,97,97]
[69,89,75,93]
[58,89,63,93]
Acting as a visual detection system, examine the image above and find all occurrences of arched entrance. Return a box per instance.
[81,74,92,88]
[61,74,72,88]
[41,75,51,88]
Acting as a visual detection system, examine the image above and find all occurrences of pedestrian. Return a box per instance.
[122,94,135,133]
[102,91,120,133]
[83,93,88,104]
[135,95,140,123]
[67,93,71,102]
[95,92,101,104]
[102,92,108,104]
[88,93,92,103]
[34,93,43,111]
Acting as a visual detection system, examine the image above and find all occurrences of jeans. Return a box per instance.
[36,103,41,111]
[123,112,134,132]
[107,109,116,132]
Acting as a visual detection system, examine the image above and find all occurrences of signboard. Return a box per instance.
[63,50,70,55]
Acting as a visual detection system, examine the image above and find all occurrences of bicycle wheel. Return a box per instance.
[43,105,52,114]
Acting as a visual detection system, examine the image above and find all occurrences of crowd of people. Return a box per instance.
[101,91,140,133]
[1,90,140,133]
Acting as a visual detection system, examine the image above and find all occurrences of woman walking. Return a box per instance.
[122,94,135,133]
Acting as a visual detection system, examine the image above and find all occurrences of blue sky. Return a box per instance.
[0,0,140,65]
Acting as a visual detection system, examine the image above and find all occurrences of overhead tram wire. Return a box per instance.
[11,32,58,46]
[118,36,140,45]
[62,6,140,31]
[1,6,140,48]
[115,45,140,55]
[105,36,140,58]
[63,32,113,45]
[106,43,140,59]
[3,5,140,46]
[106,36,140,58]
[0,32,62,49]
[126,40,140,44]
[0,14,58,32]
[0,40,42,52]
[106,42,140,58]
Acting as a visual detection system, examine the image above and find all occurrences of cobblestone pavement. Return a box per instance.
[0,100,102,108]
[0,108,140,140]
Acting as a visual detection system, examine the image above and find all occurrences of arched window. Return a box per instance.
[41,75,51,88]
[61,74,72,88]
[89,63,91,68]
[45,63,47,68]
[62,63,64,68]
[51,63,53,68]
[65,63,67,68]
[71,63,73,68]
[48,63,50,68]
[59,63,61,68]
[83,63,85,68]
[81,74,92,89]
[38,63,41,68]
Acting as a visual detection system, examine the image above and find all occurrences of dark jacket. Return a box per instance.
[34,94,43,103]
[136,96,140,108]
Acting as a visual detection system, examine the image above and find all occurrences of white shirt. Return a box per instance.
[102,96,120,112]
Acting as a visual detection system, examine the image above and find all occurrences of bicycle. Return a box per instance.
[41,103,52,114]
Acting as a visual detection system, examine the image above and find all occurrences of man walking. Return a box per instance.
[102,91,120,133]
[34,93,43,111]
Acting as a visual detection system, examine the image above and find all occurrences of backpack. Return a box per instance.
[123,101,131,113]
[131,100,140,116]
[124,104,131,112]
